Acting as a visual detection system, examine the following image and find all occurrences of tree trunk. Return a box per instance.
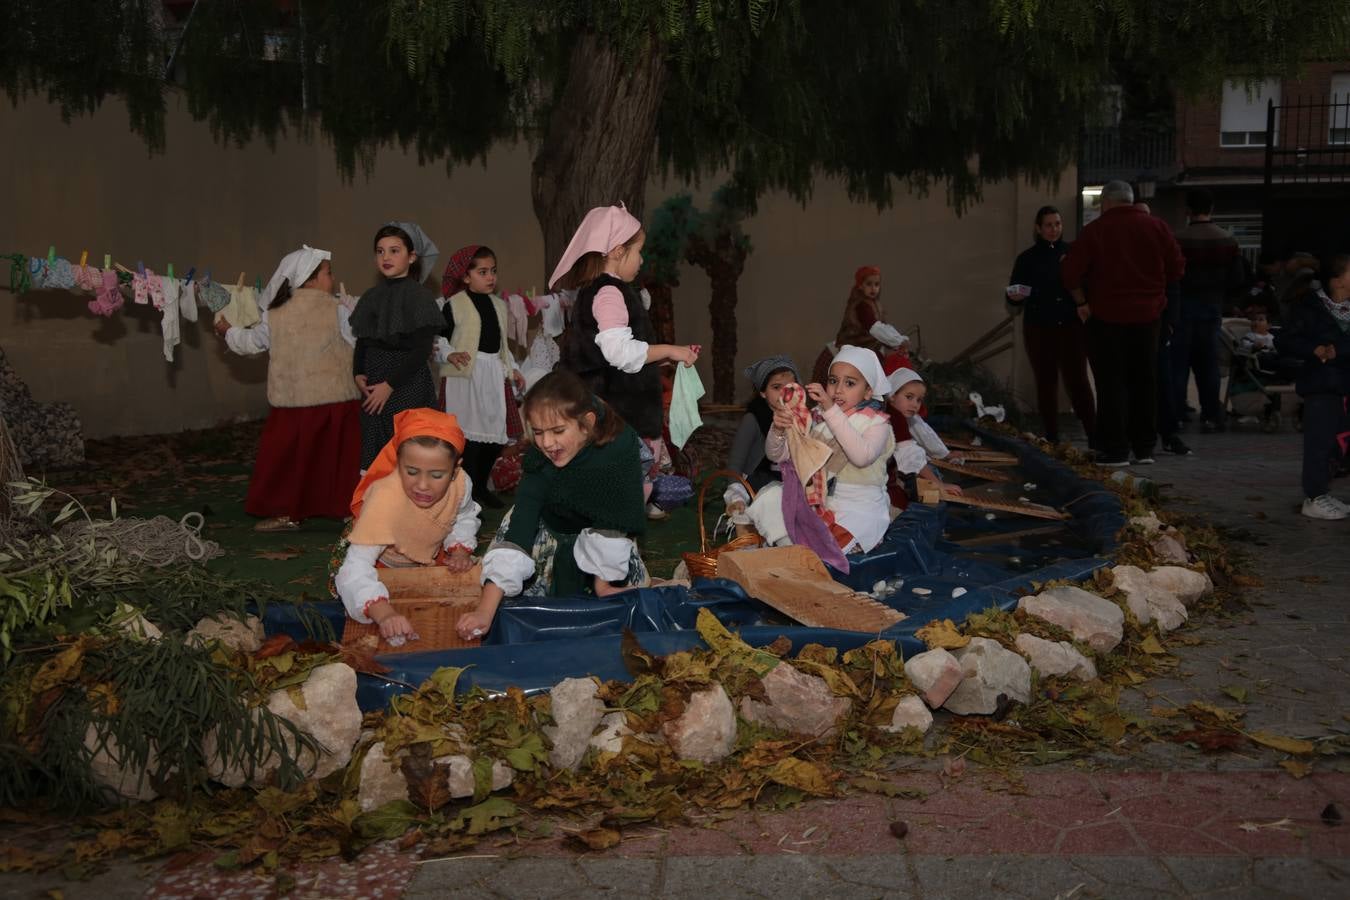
[687,234,747,404]
[531,33,668,283]
[642,276,677,344]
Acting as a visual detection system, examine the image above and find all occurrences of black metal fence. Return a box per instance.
[1079,127,1180,185]
[1264,96,1350,186]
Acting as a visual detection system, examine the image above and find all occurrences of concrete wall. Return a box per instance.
[0,93,1075,438]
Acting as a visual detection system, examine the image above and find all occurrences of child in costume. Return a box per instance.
[755,346,896,561]
[456,371,650,640]
[886,368,962,500]
[723,355,798,519]
[349,224,445,470]
[811,266,889,385]
[216,245,363,531]
[435,245,525,509]
[551,204,699,508]
[334,409,481,644]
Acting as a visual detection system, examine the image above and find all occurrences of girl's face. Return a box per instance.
[1251,314,1270,334]
[465,256,498,294]
[306,260,335,294]
[827,362,872,411]
[860,274,881,301]
[1331,267,1350,299]
[608,233,646,283]
[375,237,416,279]
[398,442,458,509]
[1037,213,1064,243]
[529,408,595,468]
[760,370,795,409]
[890,381,927,419]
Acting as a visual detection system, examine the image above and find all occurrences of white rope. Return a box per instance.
[62,512,222,568]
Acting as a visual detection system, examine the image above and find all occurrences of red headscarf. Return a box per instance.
[350,409,467,518]
[854,265,881,288]
[442,244,483,298]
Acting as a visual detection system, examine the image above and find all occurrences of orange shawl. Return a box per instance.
[348,409,468,564]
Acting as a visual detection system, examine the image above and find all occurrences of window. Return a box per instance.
[1220,78,1280,147]
[1332,74,1350,145]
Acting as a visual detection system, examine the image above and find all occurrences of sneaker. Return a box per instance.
[254,516,300,532]
[1132,456,1156,465]
[1096,455,1131,467]
[1162,435,1193,456]
[1200,418,1227,434]
[1301,495,1348,520]
[646,503,669,521]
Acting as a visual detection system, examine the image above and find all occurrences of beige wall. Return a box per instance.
[1,93,1074,438]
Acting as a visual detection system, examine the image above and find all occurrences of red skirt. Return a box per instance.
[245,400,362,521]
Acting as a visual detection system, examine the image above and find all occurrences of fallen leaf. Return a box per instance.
[352,800,420,841]
[1139,635,1166,655]
[941,756,967,779]
[451,796,521,835]
[401,749,454,813]
[888,821,909,839]
[1237,817,1293,833]
[565,826,622,851]
[1247,730,1315,755]
[621,628,659,678]
[1279,759,1313,779]
[850,777,925,799]
[255,550,301,561]
[1221,685,1249,704]
[915,619,970,650]
[255,634,297,660]
[767,758,835,797]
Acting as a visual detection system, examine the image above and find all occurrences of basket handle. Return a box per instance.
[695,469,757,553]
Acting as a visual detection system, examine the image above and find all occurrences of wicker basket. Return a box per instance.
[681,469,763,579]
[341,564,483,654]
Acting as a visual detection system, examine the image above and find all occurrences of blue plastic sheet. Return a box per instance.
[260,424,1122,710]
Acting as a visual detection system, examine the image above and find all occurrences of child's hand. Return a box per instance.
[456,608,493,641]
[378,613,416,641]
[947,452,965,465]
[354,374,368,392]
[363,381,393,414]
[593,577,628,598]
[805,383,832,410]
[446,547,473,573]
[771,406,796,432]
[511,369,526,392]
[448,351,472,369]
[213,317,231,338]
[942,483,964,496]
[669,345,699,366]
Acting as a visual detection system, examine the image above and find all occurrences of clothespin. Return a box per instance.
[79,250,88,268]
[104,253,111,270]
[47,246,56,265]
[167,263,175,279]
[255,276,262,293]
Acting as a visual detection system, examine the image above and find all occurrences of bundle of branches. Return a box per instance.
[919,357,1024,428]
[0,482,330,809]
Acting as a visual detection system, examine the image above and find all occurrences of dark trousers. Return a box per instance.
[1087,318,1160,459]
[1157,326,1179,439]
[1023,322,1097,442]
[1300,393,1347,499]
[1171,314,1223,422]
[461,440,503,497]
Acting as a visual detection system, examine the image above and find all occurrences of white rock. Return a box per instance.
[1019,586,1124,653]
[873,580,888,593]
[951,587,967,598]
[1130,512,1163,535]
[1151,533,1189,565]
[739,663,852,738]
[904,648,965,708]
[588,711,633,754]
[187,614,264,653]
[883,695,933,734]
[661,685,736,763]
[911,587,931,596]
[85,724,160,802]
[544,677,606,771]
[357,741,407,812]
[1014,633,1098,681]
[944,637,1032,716]
[207,662,362,787]
[1147,566,1212,606]
[1110,565,1189,633]
[433,755,514,798]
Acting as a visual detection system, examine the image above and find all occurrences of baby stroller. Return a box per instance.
[1219,317,1300,432]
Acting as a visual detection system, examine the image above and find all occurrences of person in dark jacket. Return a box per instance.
[1274,254,1350,520]
[1006,206,1096,444]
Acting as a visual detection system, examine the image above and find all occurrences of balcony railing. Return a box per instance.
[1079,127,1179,185]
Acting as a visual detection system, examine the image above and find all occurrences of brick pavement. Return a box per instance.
[5,428,1347,899]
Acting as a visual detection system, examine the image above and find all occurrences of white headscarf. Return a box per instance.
[887,366,923,396]
[832,345,891,397]
[260,245,331,310]
[385,221,440,283]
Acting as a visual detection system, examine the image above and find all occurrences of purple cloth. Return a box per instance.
[778,459,849,573]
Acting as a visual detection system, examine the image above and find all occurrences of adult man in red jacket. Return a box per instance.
[1062,181,1186,466]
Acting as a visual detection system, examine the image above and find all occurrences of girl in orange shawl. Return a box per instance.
[810,266,889,385]
[333,409,482,643]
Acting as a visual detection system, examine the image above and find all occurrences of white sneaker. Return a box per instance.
[1302,495,1348,520]
[646,502,669,521]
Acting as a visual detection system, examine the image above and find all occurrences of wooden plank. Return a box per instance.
[951,524,1067,548]
[718,547,906,633]
[341,564,483,654]
[930,457,1016,483]
[940,493,1071,521]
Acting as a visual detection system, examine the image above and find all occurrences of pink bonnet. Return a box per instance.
[547,204,641,289]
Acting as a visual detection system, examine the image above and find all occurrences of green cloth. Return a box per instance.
[504,425,646,596]
[349,276,443,341]
[669,363,705,449]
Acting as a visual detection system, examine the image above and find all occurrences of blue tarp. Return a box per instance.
[262,425,1123,710]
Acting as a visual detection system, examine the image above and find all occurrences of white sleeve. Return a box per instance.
[335,544,389,623]
[892,440,930,475]
[820,406,890,467]
[481,545,536,597]
[573,529,636,582]
[908,416,950,459]
[765,427,789,463]
[224,309,271,355]
[433,335,453,363]
[594,327,650,374]
[337,304,356,347]
[442,474,482,552]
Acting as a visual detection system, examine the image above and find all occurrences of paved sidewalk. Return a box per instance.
[5,428,1347,899]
